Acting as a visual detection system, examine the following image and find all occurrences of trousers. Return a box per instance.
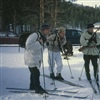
[28,67,40,90]
[83,55,99,81]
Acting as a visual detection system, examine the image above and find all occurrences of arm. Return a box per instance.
[79,32,90,52]
[26,33,42,50]
[80,33,89,46]
[47,34,56,41]
[61,36,67,46]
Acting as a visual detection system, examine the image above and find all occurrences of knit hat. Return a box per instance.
[87,24,94,29]
[41,24,50,30]
[58,27,65,33]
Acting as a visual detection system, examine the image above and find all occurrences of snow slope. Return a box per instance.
[0,45,100,100]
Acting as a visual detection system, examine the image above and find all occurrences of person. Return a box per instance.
[80,24,100,83]
[24,24,50,94]
[47,27,66,80]
[62,40,73,57]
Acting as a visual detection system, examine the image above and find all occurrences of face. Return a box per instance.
[43,28,50,36]
[59,32,65,38]
[88,27,94,33]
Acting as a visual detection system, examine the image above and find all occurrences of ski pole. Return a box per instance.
[41,48,47,100]
[78,66,84,81]
[66,59,74,78]
[49,40,57,90]
[50,50,57,90]
[79,45,90,81]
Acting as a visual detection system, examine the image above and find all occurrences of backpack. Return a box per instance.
[19,32,32,48]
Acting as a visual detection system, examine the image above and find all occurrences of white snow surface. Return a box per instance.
[0,45,100,100]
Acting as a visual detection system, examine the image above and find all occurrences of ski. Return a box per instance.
[89,80,98,94]
[6,87,78,93]
[9,90,88,99]
[41,74,84,88]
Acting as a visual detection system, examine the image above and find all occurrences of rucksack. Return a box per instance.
[19,31,32,48]
[19,31,40,48]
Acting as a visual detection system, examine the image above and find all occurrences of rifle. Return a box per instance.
[78,27,100,52]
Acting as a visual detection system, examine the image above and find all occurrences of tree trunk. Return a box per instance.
[13,9,16,33]
[40,0,44,27]
[54,0,57,28]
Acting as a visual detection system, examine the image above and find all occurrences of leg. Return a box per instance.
[28,67,34,90]
[48,50,55,79]
[91,56,99,82]
[83,55,91,80]
[55,52,64,80]
[29,67,40,89]
[29,67,47,94]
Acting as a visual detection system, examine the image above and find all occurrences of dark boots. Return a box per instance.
[35,86,48,94]
[55,73,64,80]
[50,73,55,79]
[50,73,64,80]
[29,67,48,94]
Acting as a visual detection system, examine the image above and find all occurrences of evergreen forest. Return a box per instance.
[0,0,100,34]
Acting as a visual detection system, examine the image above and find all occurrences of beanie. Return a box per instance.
[41,24,50,30]
[58,27,65,33]
[87,24,94,29]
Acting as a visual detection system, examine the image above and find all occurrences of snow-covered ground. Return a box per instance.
[0,45,100,100]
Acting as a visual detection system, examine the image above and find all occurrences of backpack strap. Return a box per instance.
[38,31,47,43]
[36,32,40,41]
[25,32,40,50]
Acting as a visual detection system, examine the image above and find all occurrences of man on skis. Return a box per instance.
[24,24,50,94]
[47,27,66,80]
[80,24,100,84]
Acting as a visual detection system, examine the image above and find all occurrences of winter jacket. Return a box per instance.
[80,31,100,55]
[47,33,66,52]
[24,32,43,69]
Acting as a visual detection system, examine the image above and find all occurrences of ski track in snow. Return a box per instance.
[0,46,100,100]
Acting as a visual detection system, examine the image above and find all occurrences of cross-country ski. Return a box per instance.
[6,87,78,93]
[1,26,100,100]
[9,90,88,99]
[41,74,85,87]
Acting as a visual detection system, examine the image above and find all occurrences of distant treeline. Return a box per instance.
[0,0,100,33]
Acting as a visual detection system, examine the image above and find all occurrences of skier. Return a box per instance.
[80,24,100,83]
[24,24,50,94]
[47,27,66,80]
[62,40,73,58]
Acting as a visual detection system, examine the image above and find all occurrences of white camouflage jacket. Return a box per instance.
[47,33,66,52]
[80,31,100,55]
[24,32,43,69]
